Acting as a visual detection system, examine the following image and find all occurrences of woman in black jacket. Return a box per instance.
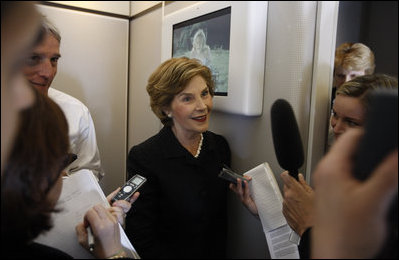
[125,57,231,259]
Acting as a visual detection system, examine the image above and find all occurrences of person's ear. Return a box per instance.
[163,108,172,118]
[166,112,173,118]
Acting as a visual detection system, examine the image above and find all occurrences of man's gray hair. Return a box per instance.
[41,15,61,42]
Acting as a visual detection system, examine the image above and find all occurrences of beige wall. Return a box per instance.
[128,4,163,148]
[37,4,129,195]
[49,1,131,16]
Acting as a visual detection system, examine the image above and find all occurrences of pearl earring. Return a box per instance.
[167,113,172,118]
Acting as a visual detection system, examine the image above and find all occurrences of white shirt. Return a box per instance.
[49,88,104,181]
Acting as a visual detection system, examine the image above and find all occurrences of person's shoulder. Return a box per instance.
[128,131,163,158]
[204,131,229,148]
[205,131,227,142]
[48,88,90,112]
[204,131,231,164]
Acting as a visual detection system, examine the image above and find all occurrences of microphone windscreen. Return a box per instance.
[271,99,304,179]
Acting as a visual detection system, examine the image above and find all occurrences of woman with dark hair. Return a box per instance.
[2,89,71,257]
[1,89,130,259]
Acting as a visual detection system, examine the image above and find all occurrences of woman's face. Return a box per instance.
[330,95,365,140]
[167,75,213,138]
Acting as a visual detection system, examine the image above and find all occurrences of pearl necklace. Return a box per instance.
[194,133,203,158]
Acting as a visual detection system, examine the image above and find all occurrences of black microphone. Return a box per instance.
[270,99,304,180]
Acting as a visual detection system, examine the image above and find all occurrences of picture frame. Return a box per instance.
[162,1,268,116]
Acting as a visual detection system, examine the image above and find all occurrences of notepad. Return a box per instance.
[35,169,140,259]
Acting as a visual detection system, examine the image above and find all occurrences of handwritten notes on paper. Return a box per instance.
[35,169,139,259]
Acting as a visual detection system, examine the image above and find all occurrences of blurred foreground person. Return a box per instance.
[1,1,41,172]
[1,89,130,259]
[312,129,397,258]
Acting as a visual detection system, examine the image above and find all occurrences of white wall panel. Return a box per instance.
[37,5,129,194]
[306,2,339,183]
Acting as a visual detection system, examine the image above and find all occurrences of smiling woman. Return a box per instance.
[168,75,212,149]
[125,57,232,258]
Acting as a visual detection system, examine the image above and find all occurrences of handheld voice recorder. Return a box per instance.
[218,165,249,188]
[111,174,146,203]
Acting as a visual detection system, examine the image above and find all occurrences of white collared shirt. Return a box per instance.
[49,88,104,181]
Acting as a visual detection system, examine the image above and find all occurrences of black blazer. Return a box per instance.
[125,126,231,259]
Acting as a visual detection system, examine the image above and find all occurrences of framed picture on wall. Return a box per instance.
[172,7,231,96]
[162,1,268,116]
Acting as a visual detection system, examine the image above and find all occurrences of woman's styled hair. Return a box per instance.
[146,57,214,126]
[334,42,375,74]
[1,88,69,244]
[337,73,398,109]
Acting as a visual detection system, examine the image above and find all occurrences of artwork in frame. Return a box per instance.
[172,7,231,96]
[162,1,268,116]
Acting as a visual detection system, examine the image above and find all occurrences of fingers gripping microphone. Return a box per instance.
[271,99,304,180]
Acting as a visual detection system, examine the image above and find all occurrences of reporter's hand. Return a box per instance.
[229,176,259,217]
[106,187,140,226]
[281,171,315,236]
[76,204,126,259]
[312,129,398,258]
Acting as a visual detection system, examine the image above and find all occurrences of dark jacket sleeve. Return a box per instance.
[125,146,162,259]
[299,227,311,259]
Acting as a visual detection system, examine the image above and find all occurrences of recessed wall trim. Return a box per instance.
[40,1,131,20]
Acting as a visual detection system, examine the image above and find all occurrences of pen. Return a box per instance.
[86,226,95,252]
